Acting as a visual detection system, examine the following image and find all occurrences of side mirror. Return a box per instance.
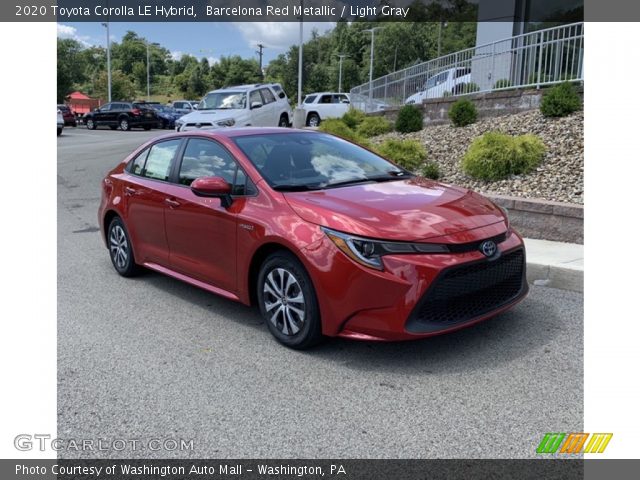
[251,101,263,109]
[190,176,233,208]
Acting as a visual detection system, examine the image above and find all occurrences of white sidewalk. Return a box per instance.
[524,238,584,292]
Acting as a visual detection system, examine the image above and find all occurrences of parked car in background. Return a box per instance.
[57,109,64,136]
[83,102,159,131]
[99,128,526,349]
[57,104,77,127]
[405,67,472,104]
[151,105,182,129]
[171,100,199,115]
[175,84,292,132]
[301,92,351,127]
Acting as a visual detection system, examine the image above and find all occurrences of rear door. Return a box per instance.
[121,138,183,265]
[163,137,246,292]
[259,87,278,125]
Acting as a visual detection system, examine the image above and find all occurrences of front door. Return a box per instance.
[164,137,240,293]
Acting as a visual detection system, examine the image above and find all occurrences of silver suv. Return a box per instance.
[176,84,292,132]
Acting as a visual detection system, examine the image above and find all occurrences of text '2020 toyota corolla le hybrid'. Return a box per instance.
[99,128,528,349]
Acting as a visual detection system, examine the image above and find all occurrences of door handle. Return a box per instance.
[164,198,181,208]
[124,186,137,196]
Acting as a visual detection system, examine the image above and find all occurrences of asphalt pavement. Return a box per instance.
[57,126,583,459]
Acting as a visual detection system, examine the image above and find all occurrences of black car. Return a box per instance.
[83,102,158,131]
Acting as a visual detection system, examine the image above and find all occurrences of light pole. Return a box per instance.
[146,40,150,101]
[101,22,112,102]
[292,0,305,128]
[335,54,349,93]
[363,27,383,108]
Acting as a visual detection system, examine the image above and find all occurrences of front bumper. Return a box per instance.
[303,223,527,341]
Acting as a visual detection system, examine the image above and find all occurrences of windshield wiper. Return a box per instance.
[325,173,408,189]
[271,184,322,192]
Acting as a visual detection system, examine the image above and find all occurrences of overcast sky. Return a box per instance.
[57,22,336,64]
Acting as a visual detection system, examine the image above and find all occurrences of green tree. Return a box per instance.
[57,38,86,101]
[94,70,136,101]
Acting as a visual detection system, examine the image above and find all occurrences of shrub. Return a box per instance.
[376,139,427,171]
[448,98,478,127]
[462,132,545,181]
[341,108,367,129]
[493,79,512,89]
[540,82,582,117]
[318,118,371,148]
[395,104,423,133]
[318,118,359,141]
[420,161,440,180]
[356,116,392,137]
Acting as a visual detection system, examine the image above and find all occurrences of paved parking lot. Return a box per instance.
[57,127,583,459]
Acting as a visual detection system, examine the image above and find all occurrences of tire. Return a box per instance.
[278,114,289,127]
[119,117,131,131]
[143,125,151,131]
[257,251,323,349]
[107,217,140,277]
[86,118,96,130]
[306,113,320,127]
[57,128,62,136]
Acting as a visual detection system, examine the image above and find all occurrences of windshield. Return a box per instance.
[199,91,246,110]
[233,132,411,191]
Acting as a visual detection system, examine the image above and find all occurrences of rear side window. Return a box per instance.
[142,140,181,181]
[128,148,149,176]
[455,68,471,78]
[320,95,332,104]
[304,95,316,104]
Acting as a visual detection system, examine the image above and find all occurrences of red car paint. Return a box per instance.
[99,128,527,342]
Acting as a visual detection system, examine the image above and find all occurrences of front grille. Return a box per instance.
[406,248,526,333]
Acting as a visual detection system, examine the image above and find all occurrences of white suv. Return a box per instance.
[405,67,472,104]
[301,92,351,127]
[176,84,292,132]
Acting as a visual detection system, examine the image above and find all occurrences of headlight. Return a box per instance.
[497,205,510,230]
[322,227,448,271]
[217,119,236,127]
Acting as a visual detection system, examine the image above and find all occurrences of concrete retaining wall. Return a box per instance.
[374,87,583,126]
[487,195,583,245]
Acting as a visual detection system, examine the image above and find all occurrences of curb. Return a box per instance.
[524,238,583,293]
[526,261,583,293]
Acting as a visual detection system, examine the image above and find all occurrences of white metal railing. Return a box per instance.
[350,22,584,112]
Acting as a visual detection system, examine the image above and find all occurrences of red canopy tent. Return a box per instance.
[65,91,101,116]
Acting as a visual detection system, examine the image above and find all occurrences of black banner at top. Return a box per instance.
[5,0,593,23]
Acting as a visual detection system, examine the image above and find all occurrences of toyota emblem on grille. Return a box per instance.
[480,240,497,257]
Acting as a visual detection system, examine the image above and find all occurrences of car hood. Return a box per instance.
[283,178,506,242]
[180,110,240,122]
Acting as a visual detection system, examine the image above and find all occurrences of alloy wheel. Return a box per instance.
[109,225,129,270]
[262,268,306,336]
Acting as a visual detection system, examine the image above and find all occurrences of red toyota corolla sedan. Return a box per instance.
[99,128,528,349]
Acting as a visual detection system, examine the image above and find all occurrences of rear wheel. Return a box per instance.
[306,113,320,127]
[107,217,140,277]
[86,118,96,130]
[257,252,323,349]
[119,117,131,131]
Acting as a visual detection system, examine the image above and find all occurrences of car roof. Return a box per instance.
[305,92,348,96]
[156,128,317,142]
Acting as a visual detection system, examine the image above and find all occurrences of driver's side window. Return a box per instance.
[249,90,262,107]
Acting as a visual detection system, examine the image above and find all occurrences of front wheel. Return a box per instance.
[86,118,96,130]
[278,114,289,127]
[107,217,140,277]
[257,252,323,349]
